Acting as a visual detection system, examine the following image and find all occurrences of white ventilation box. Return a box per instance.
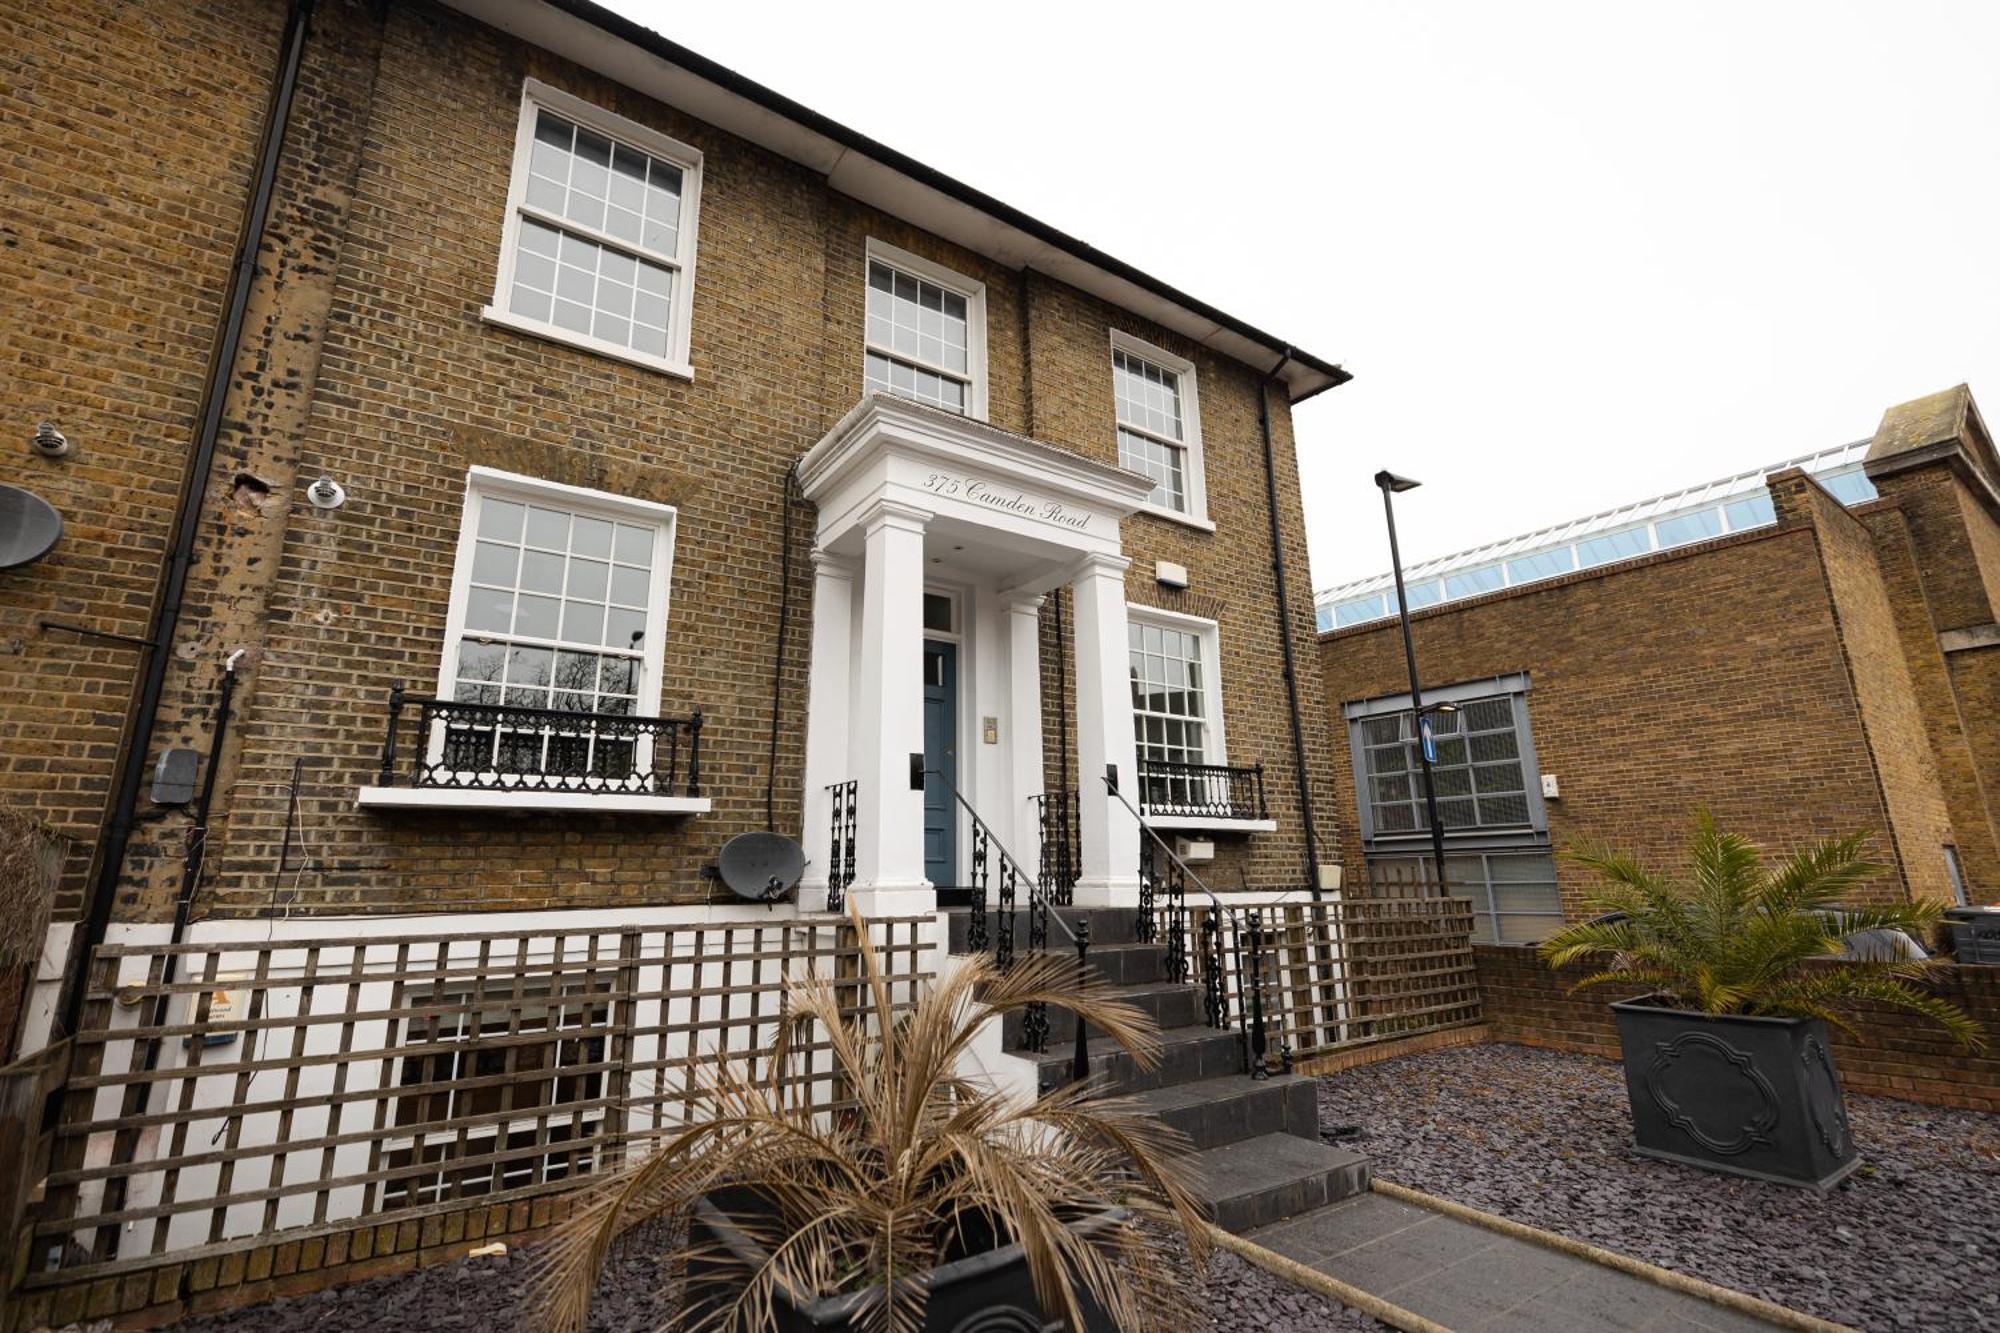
[1175,837,1215,863]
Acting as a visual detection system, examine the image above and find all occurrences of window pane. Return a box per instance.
[1443,565,1504,599]
[515,594,561,639]
[865,260,970,375]
[1505,547,1574,584]
[1130,619,1209,772]
[1333,595,1383,627]
[609,565,649,607]
[1576,526,1650,568]
[471,540,518,586]
[1724,492,1776,530]
[1118,426,1186,511]
[1654,507,1722,549]
[478,499,525,542]
[1401,581,1443,609]
[1112,349,1184,442]
[508,210,676,358]
[465,587,513,634]
[520,550,565,594]
[866,348,968,414]
[1820,470,1877,504]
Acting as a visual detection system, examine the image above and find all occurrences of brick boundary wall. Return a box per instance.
[7,1190,577,1331]
[1471,945,2000,1113]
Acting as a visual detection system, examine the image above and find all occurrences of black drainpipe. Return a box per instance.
[53,0,314,1041]
[1257,351,1324,893]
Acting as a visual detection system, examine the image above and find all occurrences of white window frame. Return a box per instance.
[863,238,988,421]
[432,466,678,786]
[1127,605,1228,767]
[482,79,704,379]
[1111,330,1210,530]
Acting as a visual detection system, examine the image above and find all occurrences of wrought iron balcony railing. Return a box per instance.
[1136,758,1267,822]
[375,686,703,797]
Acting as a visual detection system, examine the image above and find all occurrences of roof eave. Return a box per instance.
[439,0,1349,403]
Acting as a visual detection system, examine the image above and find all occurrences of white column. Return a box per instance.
[1004,592,1046,886]
[1069,553,1141,907]
[849,499,933,916]
[799,549,855,910]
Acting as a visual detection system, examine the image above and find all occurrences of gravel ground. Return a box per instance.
[1317,1042,2000,1331]
[163,1220,1376,1332]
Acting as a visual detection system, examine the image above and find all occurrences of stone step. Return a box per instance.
[1129,1073,1320,1152]
[999,980,1200,1048]
[1034,1023,1246,1096]
[1191,1133,1371,1233]
[943,906,1148,953]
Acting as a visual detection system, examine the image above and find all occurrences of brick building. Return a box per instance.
[0,0,1349,1052]
[1317,384,2000,941]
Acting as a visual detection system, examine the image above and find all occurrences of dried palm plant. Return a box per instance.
[531,906,1209,1333]
[1541,811,1984,1049]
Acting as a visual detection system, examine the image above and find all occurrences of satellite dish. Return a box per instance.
[0,484,62,569]
[716,832,806,902]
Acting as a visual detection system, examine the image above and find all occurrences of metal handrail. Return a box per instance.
[1102,776,1237,930]
[931,770,1078,947]
[930,769,1088,1077]
[1102,775,1275,1078]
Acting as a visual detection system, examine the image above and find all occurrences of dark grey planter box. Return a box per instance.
[1609,997,1859,1191]
[685,1192,1122,1331]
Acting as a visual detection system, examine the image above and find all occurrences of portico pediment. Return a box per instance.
[797,394,1155,561]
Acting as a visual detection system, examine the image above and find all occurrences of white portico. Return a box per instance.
[796,393,1157,917]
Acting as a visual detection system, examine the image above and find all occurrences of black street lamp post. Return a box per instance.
[1374,470,1450,893]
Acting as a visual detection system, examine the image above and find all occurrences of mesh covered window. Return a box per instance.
[1360,694,1532,835]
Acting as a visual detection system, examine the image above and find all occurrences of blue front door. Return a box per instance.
[923,640,957,886]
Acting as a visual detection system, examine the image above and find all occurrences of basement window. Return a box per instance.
[483,80,703,378]
[383,984,611,1206]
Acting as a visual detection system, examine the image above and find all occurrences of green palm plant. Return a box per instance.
[530,906,1209,1333]
[1539,812,1984,1050]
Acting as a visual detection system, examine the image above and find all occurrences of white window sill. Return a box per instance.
[480,306,693,380]
[357,786,711,816]
[1133,501,1216,533]
[1142,815,1277,834]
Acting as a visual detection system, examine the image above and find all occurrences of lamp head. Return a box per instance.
[1374,470,1421,493]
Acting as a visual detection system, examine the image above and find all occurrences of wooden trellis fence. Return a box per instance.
[7,914,933,1305]
[1181,896,1481,1061]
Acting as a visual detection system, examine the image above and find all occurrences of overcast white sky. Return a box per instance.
[607,0,2000,594]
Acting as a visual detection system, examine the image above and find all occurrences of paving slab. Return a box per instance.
[1246,1193,1797,1332]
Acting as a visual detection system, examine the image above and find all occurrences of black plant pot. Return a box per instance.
[685,1193,1123,1332]
[1609,997,1859,1191]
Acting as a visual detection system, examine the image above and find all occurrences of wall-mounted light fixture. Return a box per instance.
[33,421,70,458]
[305,476,347,510]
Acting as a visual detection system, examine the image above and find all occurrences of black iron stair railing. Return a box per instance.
[1136,758,1267,822]
[1105,775,1276,1080]
[377,686,704,797]
[823,779,857,912]
[932,771,1086,1072]
[1032,788,1080,907]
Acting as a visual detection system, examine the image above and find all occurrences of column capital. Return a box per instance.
[1065,550,1132,582]
[858,497,934,538]
[810,547,857,580]
[999,587,1047,614]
